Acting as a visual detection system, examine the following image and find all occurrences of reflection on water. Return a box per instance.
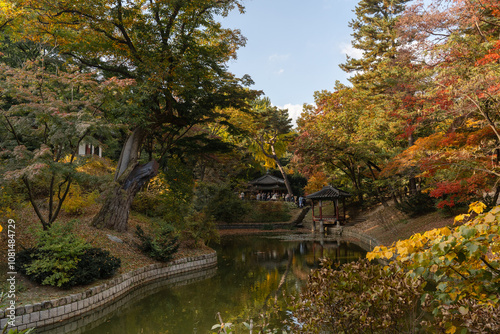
[39,234,366,334]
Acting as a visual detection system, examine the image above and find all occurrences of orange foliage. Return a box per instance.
[304,171,328,195]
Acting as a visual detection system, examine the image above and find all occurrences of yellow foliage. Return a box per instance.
[367,201,500,329]
[146,173,169,194]
[445,325,457,334]
[468,201,487,214]
[62,184,99,215]
[75,156,116,176]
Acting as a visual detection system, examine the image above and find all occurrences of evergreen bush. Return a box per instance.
[16,224,120,288]
[135,225,179,262]
[71,248,121,286]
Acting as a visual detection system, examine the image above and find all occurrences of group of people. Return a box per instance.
[255,192,287,202]
[240,192,306,208]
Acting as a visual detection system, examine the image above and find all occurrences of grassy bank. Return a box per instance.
[0,204,212,306]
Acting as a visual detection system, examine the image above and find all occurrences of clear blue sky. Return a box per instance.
[221,0,362,124]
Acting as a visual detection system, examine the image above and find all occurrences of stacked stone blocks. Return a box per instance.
[0,251,217,332]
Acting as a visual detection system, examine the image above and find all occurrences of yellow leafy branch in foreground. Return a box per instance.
[367,201,500,330]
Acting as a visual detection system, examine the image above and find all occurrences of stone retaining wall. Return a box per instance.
[0,251,217,332]
[217,222,292,229]
[340,228,382,252]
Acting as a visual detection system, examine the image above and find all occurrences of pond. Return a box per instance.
[38,234,367,334]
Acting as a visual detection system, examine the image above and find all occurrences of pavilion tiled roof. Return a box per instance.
[306,185,352,200]
[248,173,286,191]
[249,174,285,186]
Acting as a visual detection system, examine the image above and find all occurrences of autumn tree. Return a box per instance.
[0,58,132,229]
[224,97,294,196]
[295,82,394,204]
[12,0,258,231]
[382,0,500,208]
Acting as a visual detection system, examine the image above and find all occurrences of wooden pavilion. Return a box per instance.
[248,173,287,194]
[306,185,352,232]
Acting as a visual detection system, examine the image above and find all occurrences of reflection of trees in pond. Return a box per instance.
[301,240,366,268]
[215,237,367,331]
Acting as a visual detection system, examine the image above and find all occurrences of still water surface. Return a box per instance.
[44,234,366,333]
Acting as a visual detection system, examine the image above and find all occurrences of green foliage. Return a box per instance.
[70,248,121,286]
[160,160,196,225]
[395,192,436,217]
[131,163,194,223]
[248,202,291,223]
[135,225,179,262]
[2,325,35,334]
[18,223,90,287]
[132,191,166,218]
[16,223,120,287]
[0,181,24,220]
[193,182,249,224]
[184,211,220,247]
[75,156,116,191]
[287,172,307,197]
[290,259,424,333]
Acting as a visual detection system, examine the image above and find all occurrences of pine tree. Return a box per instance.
[340,0,410,90]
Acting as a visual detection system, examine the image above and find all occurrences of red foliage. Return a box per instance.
[430,174,492,208]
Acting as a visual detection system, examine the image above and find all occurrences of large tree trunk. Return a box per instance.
[270,144,294,196]
[275,157,294,197]
[408,133,418,195]
[92,160,159,231]
[366,162,388,207]
[92,128,159,232]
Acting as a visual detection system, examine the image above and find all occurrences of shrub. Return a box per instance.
[193,183,249,223]
[290,259,424,333]
[61,184,99,215]
[2,327,35,334]
[132,191,165,217]
[70,248,121,286]
[395,192,436,217]
[135,225,179,262]
[16,223,120,287]
[185,211,220,247]
[0,182,24,221]
[75,156,115,191]
[368,202,500,333]
[248,201,291,223]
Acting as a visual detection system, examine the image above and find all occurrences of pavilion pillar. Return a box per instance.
[311,201,316,232]
[319,200,324,234]
[335,199,339,221]
[319,200,323,220]
[343,197,346,221]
